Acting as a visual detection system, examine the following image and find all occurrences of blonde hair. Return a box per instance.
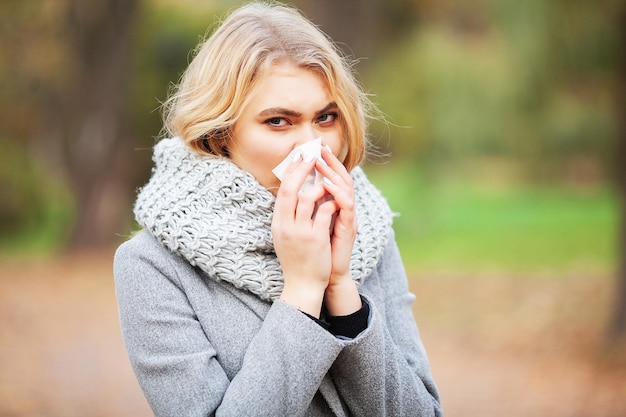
[162,1,375,171]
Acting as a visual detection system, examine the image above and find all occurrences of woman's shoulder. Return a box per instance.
[115,229,168,260]
[113,230,190,281]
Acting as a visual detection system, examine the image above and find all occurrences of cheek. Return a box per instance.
[257,145,287,168]
[327,132,346,160]
[247,144,289,181]
[336,143,349,166]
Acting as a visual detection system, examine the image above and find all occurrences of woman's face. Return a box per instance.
[229,63,344,194]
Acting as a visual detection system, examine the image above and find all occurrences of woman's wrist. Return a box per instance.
[279,280,326,318]
[324,277,361,316]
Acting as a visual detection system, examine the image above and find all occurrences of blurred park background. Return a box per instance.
[1,0,625,416]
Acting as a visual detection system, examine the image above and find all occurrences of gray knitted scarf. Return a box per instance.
[134,137,394,301]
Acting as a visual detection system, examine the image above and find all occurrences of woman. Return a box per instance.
[114,2,442,416]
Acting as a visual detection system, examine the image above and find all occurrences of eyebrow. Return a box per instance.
[316,102,338,116]
[258,102,338,118]
[258,107,302,118]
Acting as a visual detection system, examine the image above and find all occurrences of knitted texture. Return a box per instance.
[134,137,394,301]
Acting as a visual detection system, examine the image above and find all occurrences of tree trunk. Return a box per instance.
[295,0,381,65]
[62,0,139,248]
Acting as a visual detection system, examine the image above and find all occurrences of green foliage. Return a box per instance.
[0,138,72,254]
[0,139,44,234]
[364,0,620,181]
[1,0,621,260]
[365,162,619,273]
[130,2,222,144]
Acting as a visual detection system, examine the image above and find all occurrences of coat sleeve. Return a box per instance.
[113,234,345,417]
[329,230,443,416]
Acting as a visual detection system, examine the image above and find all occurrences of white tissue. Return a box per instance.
[272,137,327,194]
[273,137,336,230]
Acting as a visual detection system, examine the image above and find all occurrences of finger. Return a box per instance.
[319,146,353,185]
[273,156,316,219]
[316,151,355,213]
[294,183,328,223]
[321,177,354,214]
[316,161,354,205]
[281,155,318,193]
[311,198,340,233]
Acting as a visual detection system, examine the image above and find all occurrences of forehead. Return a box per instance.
[247,63,332,107]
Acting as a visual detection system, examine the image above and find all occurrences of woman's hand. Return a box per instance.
[315,146,362,316]
[314,147,357,281]
[273,148,362,318]
[272,156,339,317]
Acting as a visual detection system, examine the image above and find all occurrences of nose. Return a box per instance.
[295,125,320,146]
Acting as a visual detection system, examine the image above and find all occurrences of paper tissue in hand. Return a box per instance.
[272,137,336,228]
[272,137,327,195]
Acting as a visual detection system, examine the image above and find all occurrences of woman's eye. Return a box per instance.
[265,117,288,127]
[317,113,337,124]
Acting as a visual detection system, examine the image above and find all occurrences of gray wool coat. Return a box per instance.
[114,230,442,417]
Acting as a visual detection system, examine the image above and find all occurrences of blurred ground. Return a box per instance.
[1,249,625,417]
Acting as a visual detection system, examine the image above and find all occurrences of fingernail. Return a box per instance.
[325,144,332,153]
[304,154,315,163]
[292,153,301,163]
[323,177,334,186]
